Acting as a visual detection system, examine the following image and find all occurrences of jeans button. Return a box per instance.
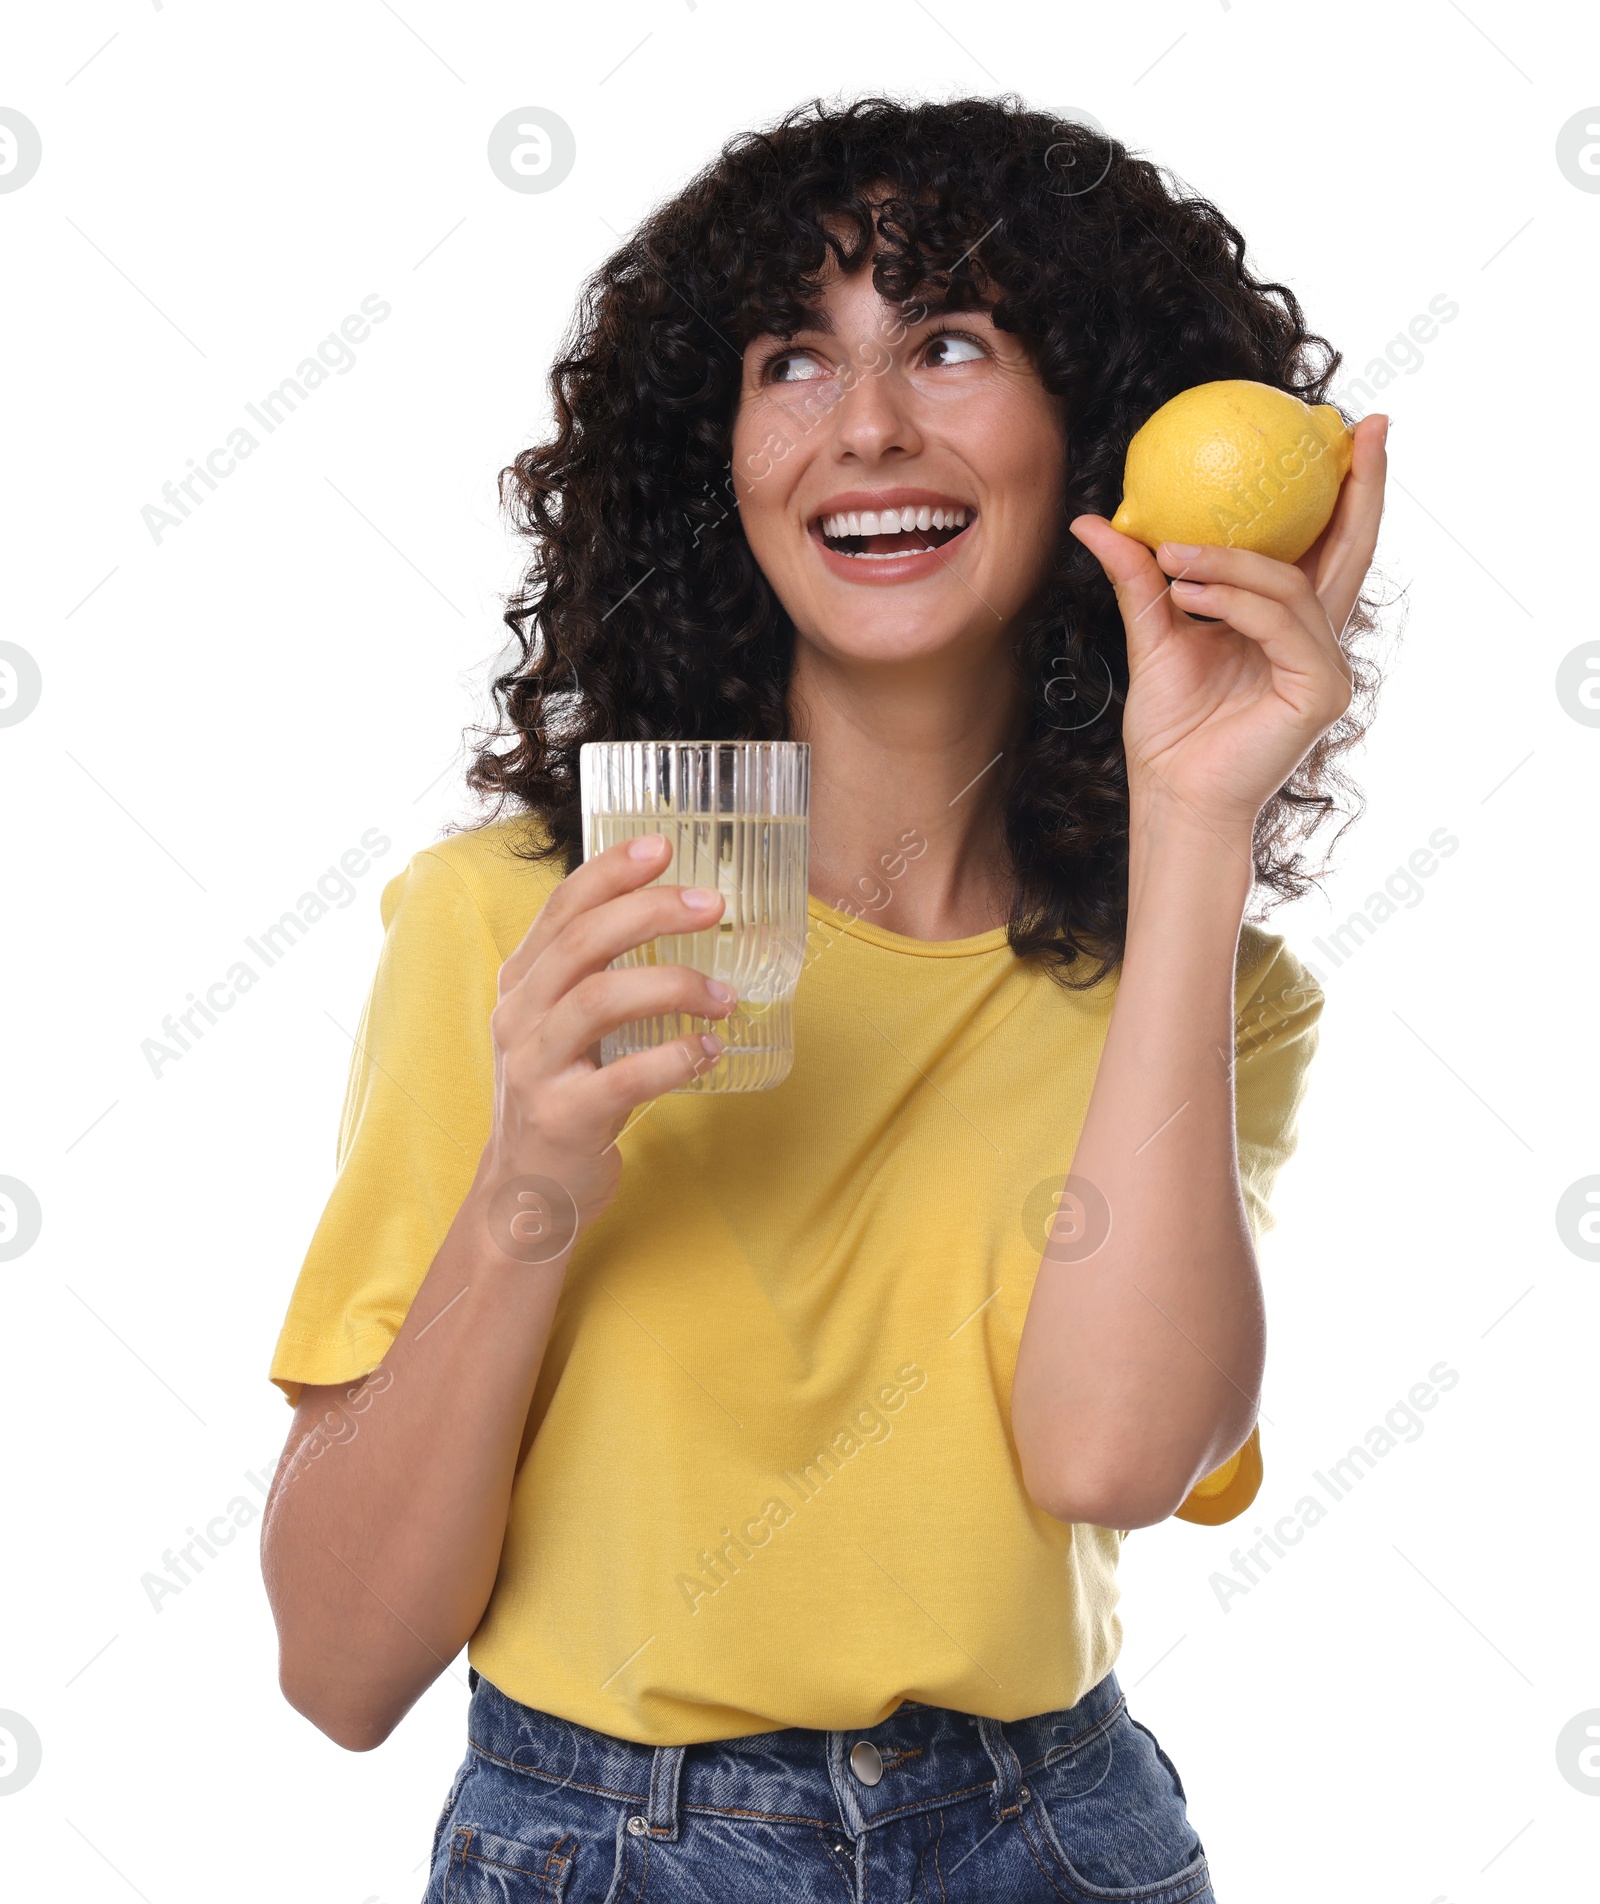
[849,1741,884,1786]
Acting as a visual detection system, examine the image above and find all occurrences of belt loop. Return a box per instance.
[975,1717,1027,1822]
[646,1744,686,1841]
[467,1666,481,1693]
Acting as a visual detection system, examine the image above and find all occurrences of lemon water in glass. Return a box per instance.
[579,741,811,1093]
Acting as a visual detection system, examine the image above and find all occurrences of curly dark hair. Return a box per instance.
[467,93,1388,986]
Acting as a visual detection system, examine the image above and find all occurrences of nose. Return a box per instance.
[828,349,923,465]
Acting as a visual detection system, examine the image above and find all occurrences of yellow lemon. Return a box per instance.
[1110,380,1353,563]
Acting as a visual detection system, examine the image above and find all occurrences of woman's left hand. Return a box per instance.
[1069,412,1388,839]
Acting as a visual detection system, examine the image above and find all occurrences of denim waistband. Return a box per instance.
[465,1669,1128,1840]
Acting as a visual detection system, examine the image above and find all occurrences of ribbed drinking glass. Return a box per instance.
[579,741,811,1093]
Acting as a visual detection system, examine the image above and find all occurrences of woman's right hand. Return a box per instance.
[479,832,736,1244]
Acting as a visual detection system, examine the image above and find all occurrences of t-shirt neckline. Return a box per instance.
[806,894,1011,958]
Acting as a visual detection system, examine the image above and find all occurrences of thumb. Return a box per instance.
[1070,514,1174,657]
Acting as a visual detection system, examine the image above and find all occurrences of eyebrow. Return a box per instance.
[769,294,989,341]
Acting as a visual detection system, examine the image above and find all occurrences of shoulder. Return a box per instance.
[382,813,571,962]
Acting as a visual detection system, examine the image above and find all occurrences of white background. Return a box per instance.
[2,3,1596,1900]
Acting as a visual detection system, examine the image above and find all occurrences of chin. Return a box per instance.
[799,600,982,665]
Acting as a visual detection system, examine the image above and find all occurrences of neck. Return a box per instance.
[787,636,1021,941]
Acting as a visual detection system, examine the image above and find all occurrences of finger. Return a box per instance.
[1162,580,1352,716]
[1155,540,1341,668]
[498,834,676,997]
[516,963,737,1081]
[1070,514,1178,659]
[1306,413,1388,636]
[497,880,727,1032]
[1155,539,1321,609]
[526,1030,727,1155]
[579,1031,728,1126]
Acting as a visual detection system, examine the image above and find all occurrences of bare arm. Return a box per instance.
[260,835,733,1749]
[1010,797,1258,1530]
[262,1191,570,1750]
[1012,413,1387,1528]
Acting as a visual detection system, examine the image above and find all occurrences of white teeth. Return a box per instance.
[818,504,972,542]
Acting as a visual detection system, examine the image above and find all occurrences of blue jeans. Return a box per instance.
[422,1666,1214,1902]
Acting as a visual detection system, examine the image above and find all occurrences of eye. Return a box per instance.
[765,348,829,384]
[922,331,986,367]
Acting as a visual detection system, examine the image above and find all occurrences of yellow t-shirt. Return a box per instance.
[270,817,1322,1744]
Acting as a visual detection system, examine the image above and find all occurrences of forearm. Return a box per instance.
[1012,793,1260,1527]
[261,1161,572,1748]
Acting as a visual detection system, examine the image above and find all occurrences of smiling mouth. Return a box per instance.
[815,503,976,560]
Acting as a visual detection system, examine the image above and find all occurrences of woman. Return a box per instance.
[263,96,1385,1901]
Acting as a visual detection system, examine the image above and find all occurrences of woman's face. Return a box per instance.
[731,263,1066,673]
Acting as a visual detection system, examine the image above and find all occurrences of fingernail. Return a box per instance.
[628,834,667,860]
[1161,542,1203,560]
[705,979,735,1004]
[682,887,721,911]
[699,1034,725,1058]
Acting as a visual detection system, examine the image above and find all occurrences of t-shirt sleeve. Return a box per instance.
[268,846,504,1406]
[1232,933,1324,1244]
[1174,932,1323,1527]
